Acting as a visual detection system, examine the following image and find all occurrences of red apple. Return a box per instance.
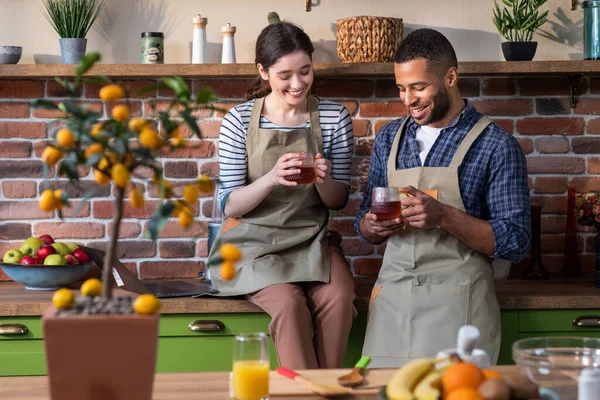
[36,245,57,260]
[39,234,55,245]
[72,248,91,263]
[20,256,41,265]
[64,254,79,265]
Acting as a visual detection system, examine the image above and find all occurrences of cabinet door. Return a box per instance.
[0,317,45,376]
[518,310,600,333]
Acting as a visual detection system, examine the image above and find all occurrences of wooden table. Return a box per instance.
[0,366,544,400]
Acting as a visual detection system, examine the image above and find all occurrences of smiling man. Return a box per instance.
[355,28,531,367]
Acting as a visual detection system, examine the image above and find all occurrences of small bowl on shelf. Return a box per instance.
[0,46,22,64]
[0,261,93,290]
[513,336,600,393]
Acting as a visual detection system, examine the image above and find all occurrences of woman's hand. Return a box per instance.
[314,153,332,185]
[268,152,303,187]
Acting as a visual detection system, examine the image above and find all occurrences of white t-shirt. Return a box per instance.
[415,125,443,165]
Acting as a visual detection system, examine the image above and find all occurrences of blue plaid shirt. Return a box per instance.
[354,100,531,262]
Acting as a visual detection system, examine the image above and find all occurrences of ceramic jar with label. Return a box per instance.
[141,32,164,64]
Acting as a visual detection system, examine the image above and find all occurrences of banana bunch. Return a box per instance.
[386,358,449,400]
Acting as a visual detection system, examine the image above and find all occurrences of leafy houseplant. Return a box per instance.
[492,0,549,61]
[41,0,104,64]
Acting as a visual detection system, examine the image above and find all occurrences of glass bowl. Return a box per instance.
[513,336,600,392]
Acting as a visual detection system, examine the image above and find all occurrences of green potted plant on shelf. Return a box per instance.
[40,0,104,64]
[492,0,549,61]
[33,53,240,400]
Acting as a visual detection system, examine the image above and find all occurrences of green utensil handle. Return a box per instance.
[355,356,371,369]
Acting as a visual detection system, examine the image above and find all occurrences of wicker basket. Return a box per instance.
[336,16,403,63]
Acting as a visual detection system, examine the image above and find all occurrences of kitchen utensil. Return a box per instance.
[0,46,22,64]
[337,355,371,387]
[276,367,350,397]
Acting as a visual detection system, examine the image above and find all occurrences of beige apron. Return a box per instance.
[363,116,501,367]
[208,96,330,296]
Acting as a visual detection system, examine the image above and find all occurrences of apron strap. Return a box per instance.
[386,117,410,176]
[449,116,492,168]
[247,97,265,143]
[307,96,323,153]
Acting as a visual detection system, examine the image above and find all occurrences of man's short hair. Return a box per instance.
[393,28,458,75]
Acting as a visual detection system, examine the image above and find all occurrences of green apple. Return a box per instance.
[44,254,67,266]
[20,237,46,256]
[66,243,79,252]
[51,242,70,256]
[3,249,23,264]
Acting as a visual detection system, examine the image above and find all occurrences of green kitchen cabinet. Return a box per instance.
[0,317,45,376]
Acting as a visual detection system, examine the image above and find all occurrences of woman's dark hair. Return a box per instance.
[245,22,314,101]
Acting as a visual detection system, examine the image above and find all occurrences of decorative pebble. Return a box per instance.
[55,296,136,316]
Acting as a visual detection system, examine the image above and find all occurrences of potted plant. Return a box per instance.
[492,0,549,61]
[34,53,239,400]
[40,0,104,64]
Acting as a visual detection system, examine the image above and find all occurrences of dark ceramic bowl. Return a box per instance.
[0,261,93,290]
[0,46,22,64]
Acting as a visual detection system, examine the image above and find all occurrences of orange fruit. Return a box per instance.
[442,362,485,395]
[171,136,185,147]
[178,209,193,228]
[84,143,104,160]
[220,244,242,262]
[52,288,75,309]
[105,152,119,164]
[129,188,144,208]
[41,146,63,167]
[56,128,75,148]
[220,261,236,281]
[133,294,161,315]
[445,387,484,400]
[80,278,103,297]
[183,184,198,204]
[139,127,163,149]
[128,117,149,131]
[53,189,65,209]
[39,189,57,211]
[94,169,110,184]
[111,104,129,122]
[163,180,173,199]
[196,174,215,194]
[111,163,130,188]
[482,369,503,380]
[91,123,103,137]
[99,84,125,102]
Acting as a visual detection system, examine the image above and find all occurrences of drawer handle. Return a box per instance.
[573,315,600,327]
[0,323,29,335]
[188,320,225,332]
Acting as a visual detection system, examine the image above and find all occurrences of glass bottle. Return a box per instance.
[584,1,600,60]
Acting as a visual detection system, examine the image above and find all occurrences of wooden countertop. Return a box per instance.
[0,366,533,400]
[0,275,598,317]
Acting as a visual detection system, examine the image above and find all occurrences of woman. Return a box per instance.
[208,21,357,369]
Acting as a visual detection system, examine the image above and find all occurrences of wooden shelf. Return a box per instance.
[1,60,600,79]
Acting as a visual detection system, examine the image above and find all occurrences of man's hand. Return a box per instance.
[399,186,448,229]
[362,212,406,238]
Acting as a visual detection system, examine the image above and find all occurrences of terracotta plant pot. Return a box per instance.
[42,307,159,400]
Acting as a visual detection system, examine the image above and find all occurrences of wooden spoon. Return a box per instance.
[338,356,371,387]
[276,367,351,397]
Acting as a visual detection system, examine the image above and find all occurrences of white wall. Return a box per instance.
[0,0,584,64]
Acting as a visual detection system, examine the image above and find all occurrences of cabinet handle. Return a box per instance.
[188,320,225,332]
[572,315,600,327]
[0,323,29,335]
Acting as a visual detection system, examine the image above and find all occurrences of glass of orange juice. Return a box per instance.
[232,332,270,400]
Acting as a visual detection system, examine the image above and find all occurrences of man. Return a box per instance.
[355,28,531,367]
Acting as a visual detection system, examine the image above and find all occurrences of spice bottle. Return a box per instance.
[141,32,164,64]
[192,14,207,64]
[221,23,237,64]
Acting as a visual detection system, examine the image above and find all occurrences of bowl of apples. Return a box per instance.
[1,235,94,290]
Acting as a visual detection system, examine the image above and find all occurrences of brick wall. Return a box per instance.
[1,75,599,280]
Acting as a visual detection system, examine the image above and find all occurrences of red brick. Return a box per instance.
[355,139,374,156]
[143,220,208,238]
[374,119,394,134]
[536,98,570,115]
[61,201,90,218]
[530,195,568,214]
[516,118,584,135]
[108,222,141,238]
[588,158,600,174]
[533,177,568,194]
[158,241,195,258]
[571,177,600,193]
[165,161,198,178]
[353,257,382,275]
[338,101,358,116]
[202,200,214,218]
[535,137,569,153]
[197,239,208,257]
[47,80,82,97]
[33,222,105,239]
[541,234,567,253]
[85,80,156,99]
[200,161,219,177]
[359,101,407,117]
[31,101,102,118]
[0,160,43,178]
[193,79,254,99]
[572,137,600,154]
[197,120,221,138]
[0,122,46,139]
[0,141,32,158]
[2,181,36,198]
[526,157,584,174]
[482,78,515,96]
[519,77,587,96]
[373,79,398,98]
[214,102,238,117]
[352,119,371,137]
[41,180,110,198]
[159,79,192,97]
[148,181,206,202]
[0,223,31,240]
[313,79,373,98]
[86,240,156,259]
[139,260,204,279]
[158,140,214,158]
[587,118,600,134]
[93,199,158,219]
[190,107,214,119]
[0,102,30,118]
[590,78,600,94]
[0,80,43,98]
[107,101,142,118]
[341,238,374,256]
[332,198,361,217]
[541,216,567,234]
[470,99,532,116]
[328,218,357,237]
[0,201,53,220]
[459,78,480,98]
[574,98,600,115]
